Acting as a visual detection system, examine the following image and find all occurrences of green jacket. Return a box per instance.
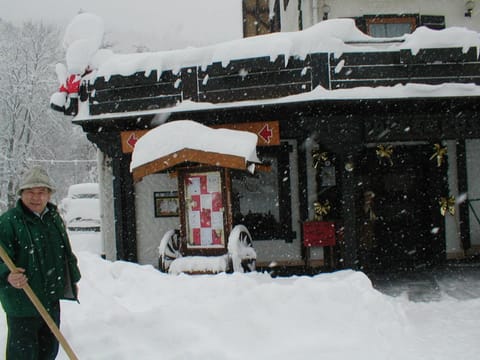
[0,200,81,317]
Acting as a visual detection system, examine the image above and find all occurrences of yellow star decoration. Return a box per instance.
[312,149,328,169]
[439,196,455,216]
[313,200,331,221]
[376,144,393,166]
[429,143,447,167]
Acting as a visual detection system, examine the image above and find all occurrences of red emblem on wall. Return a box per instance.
[258,124,273,143]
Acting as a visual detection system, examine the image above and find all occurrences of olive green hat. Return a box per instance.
[17,166,56,195]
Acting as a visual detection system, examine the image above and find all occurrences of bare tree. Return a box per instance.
[0,20,97,210]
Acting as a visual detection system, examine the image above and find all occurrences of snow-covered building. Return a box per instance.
[52,1,480,273]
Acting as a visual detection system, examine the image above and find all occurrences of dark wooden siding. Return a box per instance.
[87,47,480,115]
[329,47,480,89]
[197,55,315,102]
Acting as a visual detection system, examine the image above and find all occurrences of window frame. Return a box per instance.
[365,14,417,37]
[231,142,294,242]
[242,0,281,38]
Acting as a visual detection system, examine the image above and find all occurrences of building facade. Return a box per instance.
[56,1,480,273]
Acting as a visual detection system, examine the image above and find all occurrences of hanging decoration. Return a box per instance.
[313,200,331,221]
[312,149,329,169]
[439,196,456,216]
[429,143,447,167]
[376,144,394,166]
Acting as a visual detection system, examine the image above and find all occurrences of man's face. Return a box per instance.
[21,187,51,214]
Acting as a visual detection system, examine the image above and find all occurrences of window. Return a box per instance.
[355,14,445,38]
[366,15,417,37]
[231,144,293,241]
[243,0,281,38]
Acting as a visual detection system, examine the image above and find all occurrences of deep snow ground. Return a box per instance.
[2,252,480,360]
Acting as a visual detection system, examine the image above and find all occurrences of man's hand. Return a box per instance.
[7,268,28,289]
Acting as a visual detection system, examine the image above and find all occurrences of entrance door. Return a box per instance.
[359,144,446,271]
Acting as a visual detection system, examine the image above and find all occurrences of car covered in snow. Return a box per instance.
[60,183,104,256]
[60,183,101,232]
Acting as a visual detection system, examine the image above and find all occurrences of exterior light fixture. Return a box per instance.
[465,0,475,17]
[344,161,354,172]
[322,4,331,20]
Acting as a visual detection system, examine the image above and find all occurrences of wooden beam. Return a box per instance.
[132,148,249,182]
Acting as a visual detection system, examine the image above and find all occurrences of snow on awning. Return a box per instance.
[130,120,260,182]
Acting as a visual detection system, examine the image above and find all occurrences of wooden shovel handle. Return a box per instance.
[0,245,79,360]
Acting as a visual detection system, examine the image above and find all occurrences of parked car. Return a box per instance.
[60,183,104,256]
[60,183,101,231]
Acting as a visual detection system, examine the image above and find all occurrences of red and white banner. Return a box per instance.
[186,172,224,246]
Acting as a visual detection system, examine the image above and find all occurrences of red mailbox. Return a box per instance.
[303,221,336,247]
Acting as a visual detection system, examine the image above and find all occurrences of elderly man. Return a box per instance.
[0,166,81,360]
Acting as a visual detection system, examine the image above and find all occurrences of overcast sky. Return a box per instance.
[0,0,243,51]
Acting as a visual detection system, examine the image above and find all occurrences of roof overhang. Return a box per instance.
[132,148,255,182]
[72,87,480,132]
[130,120,260,183]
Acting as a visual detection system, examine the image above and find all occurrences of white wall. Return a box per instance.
[283,0,480,32]
[98,151,116,261]
[445,140,463,257]
[134,173,180,267]
[466,139,480,247]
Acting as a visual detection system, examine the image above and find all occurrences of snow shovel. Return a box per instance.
[0,245,79,360]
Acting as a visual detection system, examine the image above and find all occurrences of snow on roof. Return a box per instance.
[62,13,480,122]
[63,13,480,80]
[92,21,479,80]
[130,120,260,173]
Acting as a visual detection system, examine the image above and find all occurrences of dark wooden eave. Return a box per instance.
[74,95,480,142]
[132,148,252,182]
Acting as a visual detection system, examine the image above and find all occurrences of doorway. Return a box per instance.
[358,144,446,271]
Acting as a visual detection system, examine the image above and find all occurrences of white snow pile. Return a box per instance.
[168,255,229,275]
[2,252,480,359]
[50,13,113,110]
[56,13,480,82]
[85,17,479,81]
[400,25,480,55]
[130,120,260,173]
[62,13,105,74]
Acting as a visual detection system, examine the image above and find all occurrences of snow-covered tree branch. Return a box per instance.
[0,20,97,211]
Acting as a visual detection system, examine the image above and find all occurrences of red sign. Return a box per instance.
[121,120,280,154]
[211,121,280,146]
[121,130,148,153]
[303,221,336,247]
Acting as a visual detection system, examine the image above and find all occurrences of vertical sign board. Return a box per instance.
[182,169,226,248]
